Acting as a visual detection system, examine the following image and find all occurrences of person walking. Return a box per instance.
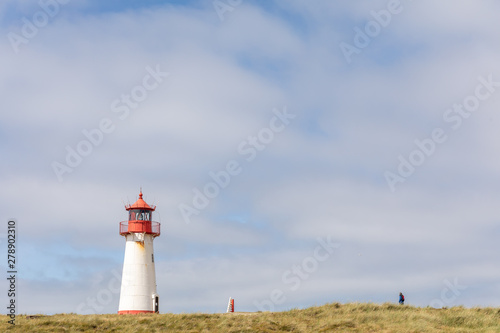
[399,292,405,305]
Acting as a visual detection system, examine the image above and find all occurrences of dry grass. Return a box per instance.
[3,303,500,332]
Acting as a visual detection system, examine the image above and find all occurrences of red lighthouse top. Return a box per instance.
[125,191,156,211]
[119,191,160,237]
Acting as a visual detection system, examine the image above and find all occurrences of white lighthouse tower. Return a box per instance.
[118,191,160,314]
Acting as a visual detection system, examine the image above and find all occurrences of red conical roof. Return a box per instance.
[125,191,156,211]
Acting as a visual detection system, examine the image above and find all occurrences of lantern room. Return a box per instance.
[119,191,160,236]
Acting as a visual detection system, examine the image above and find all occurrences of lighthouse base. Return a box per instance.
[118,310,155,315]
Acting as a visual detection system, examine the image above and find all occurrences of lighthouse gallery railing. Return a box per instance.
[119,221,160,236]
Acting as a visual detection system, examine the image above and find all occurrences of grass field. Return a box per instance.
[3,302,500,332]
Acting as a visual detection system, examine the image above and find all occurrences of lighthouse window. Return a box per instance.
[129,209,151,221]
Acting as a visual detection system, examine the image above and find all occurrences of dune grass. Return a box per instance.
[3,302,500,332]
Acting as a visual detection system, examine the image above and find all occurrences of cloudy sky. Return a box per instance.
[1,0,500,315]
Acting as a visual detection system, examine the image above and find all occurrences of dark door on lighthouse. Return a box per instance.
[154,296,159,313]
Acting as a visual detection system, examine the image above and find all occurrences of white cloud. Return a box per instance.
[1,0,500,314]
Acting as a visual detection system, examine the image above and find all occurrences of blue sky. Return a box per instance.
[1,0,500,314]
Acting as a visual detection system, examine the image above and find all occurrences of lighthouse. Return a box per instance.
[118,191,160,314]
